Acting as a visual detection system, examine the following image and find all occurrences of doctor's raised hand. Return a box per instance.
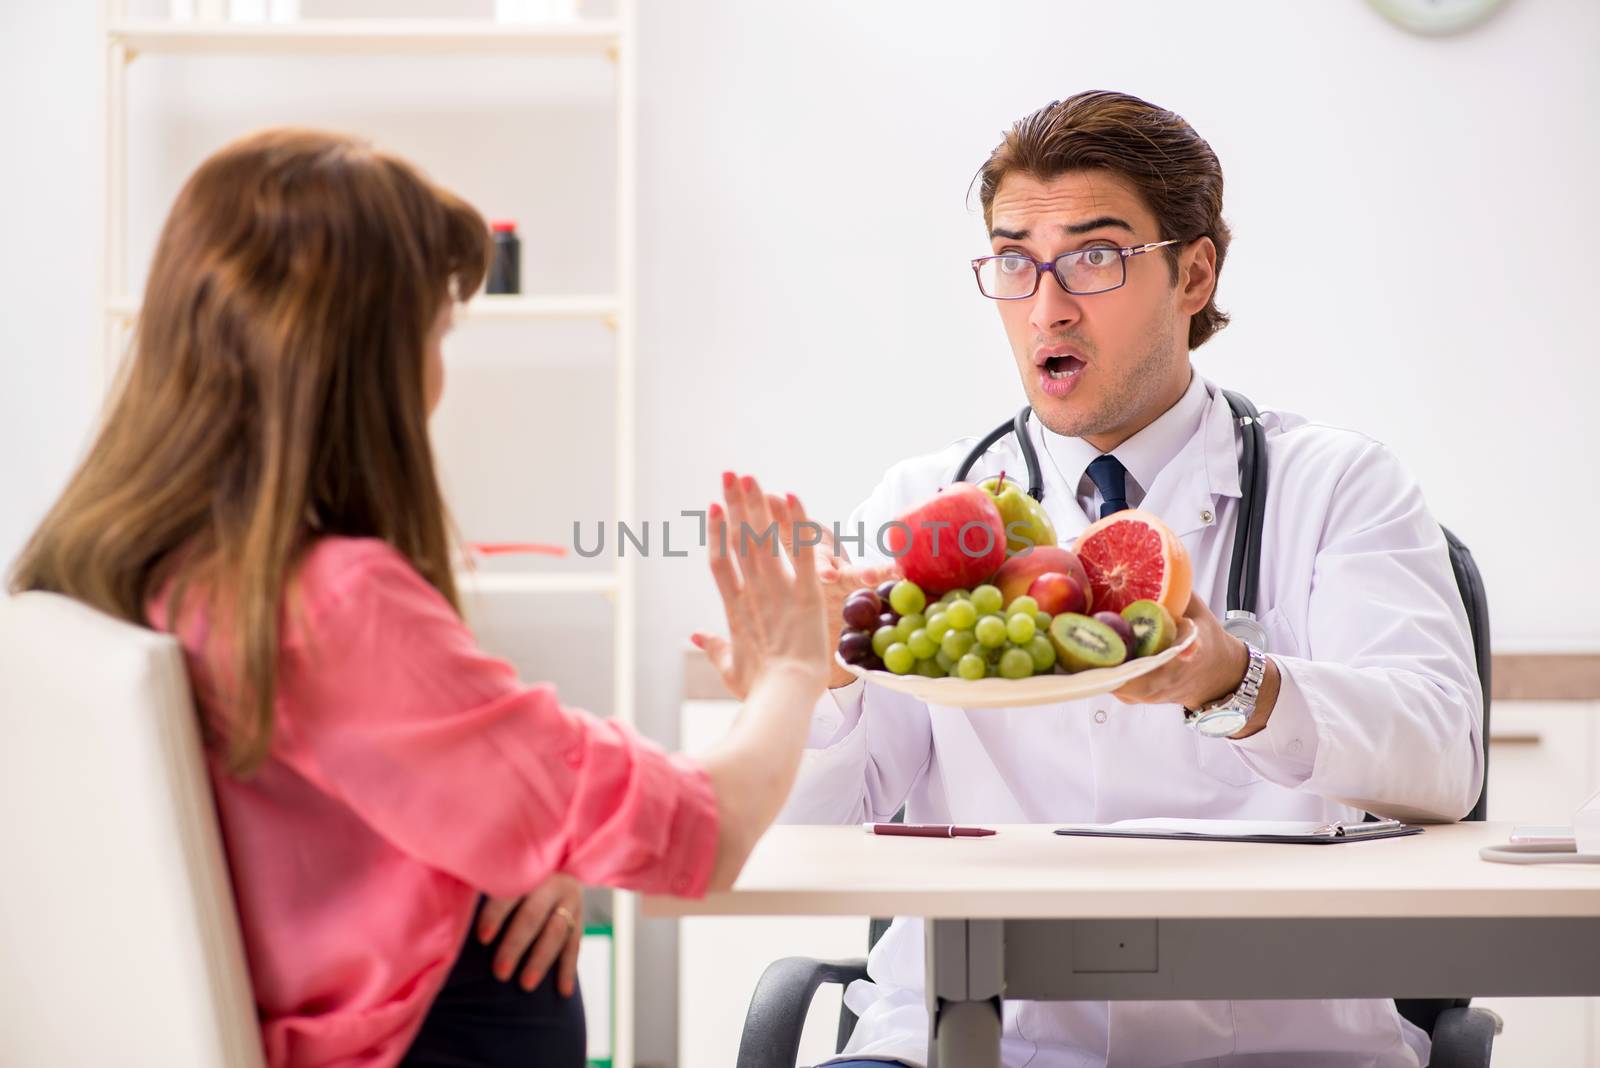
[1110,594,1282,739]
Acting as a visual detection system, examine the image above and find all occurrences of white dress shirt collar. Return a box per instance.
[1038,366,1210,514]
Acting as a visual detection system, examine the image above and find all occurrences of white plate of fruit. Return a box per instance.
[834,480,1196,709]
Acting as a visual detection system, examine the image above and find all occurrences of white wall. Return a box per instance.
[0,1,100,566]
[5,2,1598,1065]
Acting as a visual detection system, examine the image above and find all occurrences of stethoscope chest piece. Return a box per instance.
[1222,610,1268,653]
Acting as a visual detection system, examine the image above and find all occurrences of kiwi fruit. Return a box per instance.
[1122,599,1177,658]
[1048,613,1127,673]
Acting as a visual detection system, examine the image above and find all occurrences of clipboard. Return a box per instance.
[1054,818,1424,845]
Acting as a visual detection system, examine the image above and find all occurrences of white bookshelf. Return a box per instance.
[107,293,621,323]
[464,294,622,322]
[106,17,620,55]
[458,570,619,597]
[99,5,640,1065]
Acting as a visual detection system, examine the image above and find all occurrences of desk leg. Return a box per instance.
[926,918,1003,1068]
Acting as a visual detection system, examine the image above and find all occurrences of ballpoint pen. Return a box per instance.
[862,823,997,838]
[1317,819,1403,838]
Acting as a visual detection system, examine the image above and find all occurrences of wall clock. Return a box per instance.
[1367,0,1510,35]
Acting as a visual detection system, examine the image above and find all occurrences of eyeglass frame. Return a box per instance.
[970,238,1184,300]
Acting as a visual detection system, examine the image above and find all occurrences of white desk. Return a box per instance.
[645,823,1600,1067]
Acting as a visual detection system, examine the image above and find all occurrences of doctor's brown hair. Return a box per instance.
[976,90,1232,351]
[10,128,489,775]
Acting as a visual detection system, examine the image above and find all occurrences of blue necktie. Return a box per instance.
[1086,454,1130,518]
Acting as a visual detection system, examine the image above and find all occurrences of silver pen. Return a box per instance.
[1317,819,1403,838]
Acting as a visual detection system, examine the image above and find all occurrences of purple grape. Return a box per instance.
[875,579,898,604]
[1094,611,1136,651]
[862,655,886,672]
[878,610,899,629]
[838,630,874,665]
[841,590,882,631]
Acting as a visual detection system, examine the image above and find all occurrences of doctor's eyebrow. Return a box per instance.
[989,216,1136,241]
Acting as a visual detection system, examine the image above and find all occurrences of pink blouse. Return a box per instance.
[150,537,719,1068]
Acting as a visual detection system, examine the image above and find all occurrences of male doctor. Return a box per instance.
[698,90,1483,1067]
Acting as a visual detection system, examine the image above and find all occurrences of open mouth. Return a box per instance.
[1043,354,1085,380]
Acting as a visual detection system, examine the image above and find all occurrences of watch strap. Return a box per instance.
[1184,644,1267,733]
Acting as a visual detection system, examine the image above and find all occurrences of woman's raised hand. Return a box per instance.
[692,472,829,701]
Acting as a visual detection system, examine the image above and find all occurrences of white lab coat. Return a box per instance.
[779,376,1484,1068]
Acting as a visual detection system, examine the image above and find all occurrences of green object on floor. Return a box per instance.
[582,922,614,1068]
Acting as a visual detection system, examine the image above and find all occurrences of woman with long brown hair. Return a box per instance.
[9,128,831,1068]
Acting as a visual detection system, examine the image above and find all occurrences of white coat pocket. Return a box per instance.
[1192,729,1264,786]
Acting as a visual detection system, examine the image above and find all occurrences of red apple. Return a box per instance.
[884,483,1007,596]
[994,546,1092,609]
[1027,571,1091,616]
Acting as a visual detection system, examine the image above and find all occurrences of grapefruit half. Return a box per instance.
[1072,509,1192,617]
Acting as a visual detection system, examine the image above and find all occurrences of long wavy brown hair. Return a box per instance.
[9,128,489,775]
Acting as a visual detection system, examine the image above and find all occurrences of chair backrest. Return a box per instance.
[1392,528,1493,1037]
[0,591,265,1068]
[1442,527,1491,822]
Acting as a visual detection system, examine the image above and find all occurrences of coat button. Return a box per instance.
[1200,509,1214,524]
[1287,739,1303,754]
[1093,710,1107,724]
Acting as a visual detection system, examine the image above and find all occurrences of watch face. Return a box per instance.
[1194,708,1249,738]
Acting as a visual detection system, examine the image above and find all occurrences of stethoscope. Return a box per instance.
[951,389,1271,653]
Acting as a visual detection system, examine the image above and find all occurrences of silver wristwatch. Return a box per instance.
[1184,644,1267,739]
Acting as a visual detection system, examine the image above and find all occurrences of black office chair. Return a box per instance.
[736,527,1500,1068]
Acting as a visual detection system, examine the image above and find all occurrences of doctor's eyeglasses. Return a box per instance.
[971,239,1182,300]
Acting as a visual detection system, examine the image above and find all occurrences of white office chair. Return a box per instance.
[0,591,265,1068]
